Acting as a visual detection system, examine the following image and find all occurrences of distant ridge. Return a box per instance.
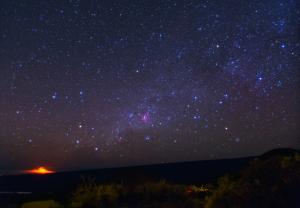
[0,157,253,193]
[260,148,300,159]
[0,148,299,193]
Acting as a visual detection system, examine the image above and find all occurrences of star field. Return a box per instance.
[0,0,299,171]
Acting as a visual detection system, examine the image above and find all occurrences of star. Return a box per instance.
[52,93,58,100]
[280,43,286,48]
[142,112,150,123]
[193,114,201,120]
[145,135,151,141]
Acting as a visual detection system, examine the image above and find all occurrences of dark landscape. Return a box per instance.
[1,148,299,208]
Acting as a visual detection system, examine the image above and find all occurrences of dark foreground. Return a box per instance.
[1,148,299,208]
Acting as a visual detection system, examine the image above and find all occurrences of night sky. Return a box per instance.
[0,0,299,172]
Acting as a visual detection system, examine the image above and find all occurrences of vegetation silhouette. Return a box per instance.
[2,148,299,208]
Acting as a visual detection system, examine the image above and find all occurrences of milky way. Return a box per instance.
[0,0,299,171]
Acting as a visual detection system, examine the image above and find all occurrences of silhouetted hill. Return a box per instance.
[259,148,300,159]
[0,157,253,194]
[205,148,300,208]
[0,148,299,194]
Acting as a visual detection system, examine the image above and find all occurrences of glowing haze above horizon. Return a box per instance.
[0,0,299,173]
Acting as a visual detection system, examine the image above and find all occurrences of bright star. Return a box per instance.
[142,112,150,123]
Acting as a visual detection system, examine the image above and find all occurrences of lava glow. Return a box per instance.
[26,167,55,174]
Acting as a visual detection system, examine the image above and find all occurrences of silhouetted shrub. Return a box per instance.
[134,180,187,203]
[70,177,124,208]
[69,178,211,207]
[204,153,300,208]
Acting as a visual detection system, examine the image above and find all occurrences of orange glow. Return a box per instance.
[26,167,55,174]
